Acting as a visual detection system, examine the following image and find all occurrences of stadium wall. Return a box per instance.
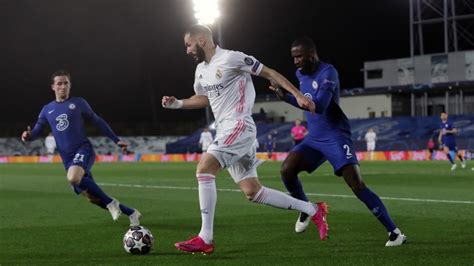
[252,101,304,122]
[364,50,474,88]
[340,94,392,119]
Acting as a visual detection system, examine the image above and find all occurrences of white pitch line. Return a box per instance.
[97,182,474,205]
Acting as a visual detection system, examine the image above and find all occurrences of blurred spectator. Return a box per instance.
[199,127,213,153]
[45,133,56,155]
[290,119,307,145]
[365,128,377,160]
[427,138,435,160]
[265,134,275,159]
[253,138,259,151]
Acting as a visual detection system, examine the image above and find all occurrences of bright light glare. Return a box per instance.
[193,0,220,25]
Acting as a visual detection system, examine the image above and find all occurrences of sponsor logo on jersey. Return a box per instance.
[69,103,76,109]
[55,113,69,131]
[203,83,224,91]
[312,81,318,89]
[304,92,313,99]
[216,69,222,79]
[244,57,254,65]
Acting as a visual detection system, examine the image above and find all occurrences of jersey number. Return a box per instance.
[73,153,85,163]
[343,144,353,159]
[55,114,69,131]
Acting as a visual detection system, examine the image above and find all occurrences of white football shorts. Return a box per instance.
[207,119,263,183]
[367,141,376,151]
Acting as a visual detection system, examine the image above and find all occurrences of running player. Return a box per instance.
[438,112,466,170]
[272,37,406,247]
[21,70,140,226]
[199,127,214,153]
[162,24,327,255]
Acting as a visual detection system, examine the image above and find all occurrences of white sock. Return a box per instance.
[196,173,216,244]
[252,186,316,216]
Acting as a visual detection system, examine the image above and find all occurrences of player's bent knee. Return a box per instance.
[67,173,82,186]
[67,166,86,186]
[196,154,221,175]
[239,179,261,201]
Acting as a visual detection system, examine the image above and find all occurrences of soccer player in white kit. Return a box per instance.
[364,128,377,160]
[162,24,329,254]
[199,127,213,152]
[45,132,56,155]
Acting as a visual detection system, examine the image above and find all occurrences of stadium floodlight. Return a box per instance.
[193,0,220,25]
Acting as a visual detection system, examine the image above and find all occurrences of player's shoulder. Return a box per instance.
[319,62,338,75]
[71,96,89,104]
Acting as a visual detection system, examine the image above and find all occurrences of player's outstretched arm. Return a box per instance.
[21,126,32,142]
[22,114,48,142]
[259,66,315,113]
[162,95,209,110]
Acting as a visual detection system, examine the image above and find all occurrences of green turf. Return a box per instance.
[1,161,473,265]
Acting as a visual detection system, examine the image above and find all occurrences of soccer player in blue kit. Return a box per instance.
[21,70,141,226]
[272,37,406,247]
[438,112,466,170]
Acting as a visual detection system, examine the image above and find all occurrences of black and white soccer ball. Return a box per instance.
[123,226,154,255]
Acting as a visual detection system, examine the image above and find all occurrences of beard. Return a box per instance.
[193,45,206,63]
[300,59,317,75]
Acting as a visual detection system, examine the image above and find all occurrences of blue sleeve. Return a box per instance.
[313,68,338,114]
[283,94,305,110]
[280,85,334,114]
[79,98,120,143]
[30,108,48,140]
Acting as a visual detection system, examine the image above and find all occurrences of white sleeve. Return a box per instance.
[227,51,264,76]
[193,67,206,96]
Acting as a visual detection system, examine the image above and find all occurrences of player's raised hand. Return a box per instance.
[296,95,316,114]
[162,96,183,109]
[21,126,32,142]
[117,140,129,152]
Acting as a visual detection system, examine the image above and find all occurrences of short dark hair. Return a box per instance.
[51,70,71,84]
[291,36,316,51]
[184,24,213,38]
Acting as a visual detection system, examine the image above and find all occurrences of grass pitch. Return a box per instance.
[1,161,473,265]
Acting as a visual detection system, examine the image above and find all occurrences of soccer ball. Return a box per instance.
[123,226,154,255]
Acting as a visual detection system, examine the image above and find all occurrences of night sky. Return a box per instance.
[1,0,410,135]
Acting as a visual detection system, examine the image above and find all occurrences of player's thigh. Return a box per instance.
[69,147,95,174]
[207,122,256,170]
[287,141,326,173]
[318,138,359,176]
[227,144,263,183]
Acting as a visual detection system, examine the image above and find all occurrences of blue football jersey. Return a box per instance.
[440,120,456,144]
[31,97,120,161]
[296,62,351,141]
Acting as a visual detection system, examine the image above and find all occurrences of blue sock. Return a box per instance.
[78,175,113,206]
[355,187,396,232]
[119,204,135,216]
[447,152,455,164]
[282,176,308,202]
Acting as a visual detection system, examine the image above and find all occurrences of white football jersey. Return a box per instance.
[365,131,377,143]
[199,131,214,147]
[193,46,264,125]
